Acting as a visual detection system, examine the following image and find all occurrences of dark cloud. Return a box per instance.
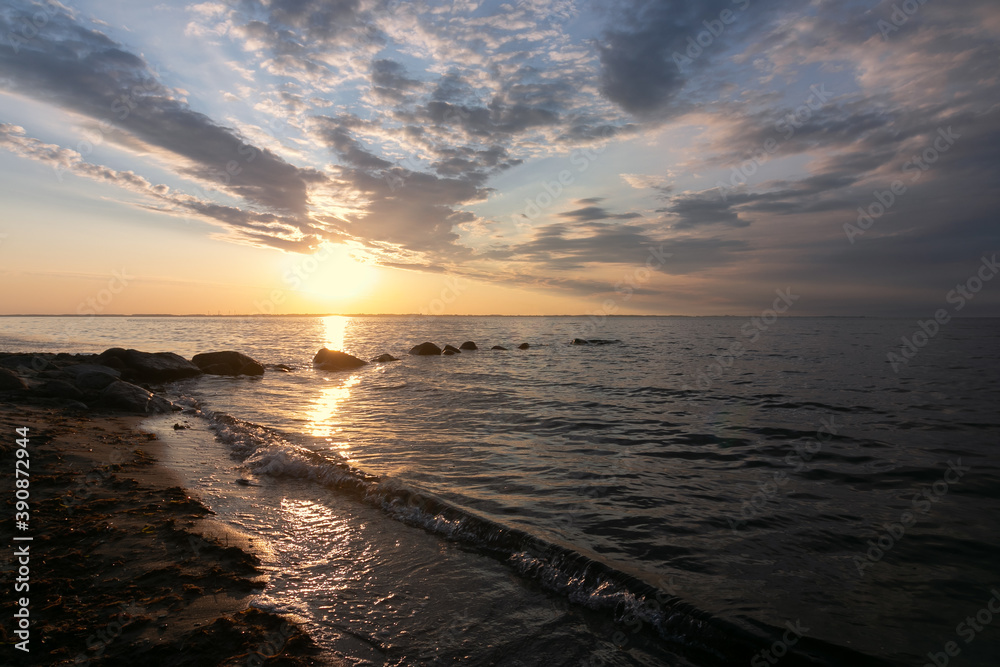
[0,3,324,221]
[557,206,642,222]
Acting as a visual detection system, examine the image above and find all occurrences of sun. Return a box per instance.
[290,243,379,304]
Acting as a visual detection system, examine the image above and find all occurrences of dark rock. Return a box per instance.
[100,380,176,414]
[98,348,202,383]
[0,354,52,373]
[409,342,442,356]
[491,345,508,351]
[0,368,27,392]
[38,380,85,401]
[371,354,399,363]
[571,338,621,346]
[192,351,265,376]
[442,349,457,356]
[518,343,530,350]
[62,364,122,392]
[443,345,461,354]
[265,364,294,372]
[458,341,478,351]
[313,348,368,371]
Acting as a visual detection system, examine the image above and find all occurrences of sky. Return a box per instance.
[1,0,998,316]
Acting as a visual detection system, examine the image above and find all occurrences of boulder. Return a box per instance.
[443,345,461,354]
[98,348,202,383]
[458,341,478,351]
[75,370,121,392]
[62,363,121,384]
[442,349,456,356]
[409,342,442,356]
[192,351,265,376]
[491,345,508,351]
[38,379,85,401]
[0,368,27,392]
[371,354,399,363]
[0,354,52,373]
[100,380,176,414]
[518,343,530,350]
[313,348,368,371]
[571,338,589,345]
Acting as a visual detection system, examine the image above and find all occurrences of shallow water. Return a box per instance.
[3,316,999,665]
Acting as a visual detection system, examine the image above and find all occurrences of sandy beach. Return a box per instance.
[0,396,334,665]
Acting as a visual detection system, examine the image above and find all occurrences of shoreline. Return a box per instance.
[0,399,334,665]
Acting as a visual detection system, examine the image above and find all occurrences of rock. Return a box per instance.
[371,354,399,363]
[100,380,176,414]
[265,363,294,372]
[442,349,456,356]
[0,354,52,373]
[313,348,368,371]
[409,342,442,356]
[443,345,461,354]
[459,341,478,351]
[38,379,85,401]
[571,338,620,346]
[98,348,202,383]
[192,351,265,376]
[491,345,508,351]
[62,364,122,392]
[0,368,27,392]
[518,343,530,350]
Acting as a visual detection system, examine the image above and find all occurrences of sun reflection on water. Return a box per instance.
[321,315,350,351]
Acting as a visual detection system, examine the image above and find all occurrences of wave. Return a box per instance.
[205,410,895,667]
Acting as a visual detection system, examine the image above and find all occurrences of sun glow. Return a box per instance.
[291,244,379,304]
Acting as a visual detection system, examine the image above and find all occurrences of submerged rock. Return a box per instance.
[100,380,176,414]
[518,343,530,350]
[491,345,508,351]
[371,353,399,363]
[98,348,202,382]
[443,345,461,354]
[192,351,265,376]
[409,342,443,356]
[442,349,457,356]
[571,338,621,346]
[313,348,368,371]
[459,341,478,350]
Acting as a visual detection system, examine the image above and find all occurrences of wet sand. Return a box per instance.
[0,399,337,665]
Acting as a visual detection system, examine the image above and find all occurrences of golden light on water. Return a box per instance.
[305,374,361,441]
[321,315,350,351]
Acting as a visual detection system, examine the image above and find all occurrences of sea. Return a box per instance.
[2,315,999,666]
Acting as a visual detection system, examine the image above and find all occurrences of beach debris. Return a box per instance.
[409,342,443,356]
[313,348,368,371]
[192,350,265,376]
